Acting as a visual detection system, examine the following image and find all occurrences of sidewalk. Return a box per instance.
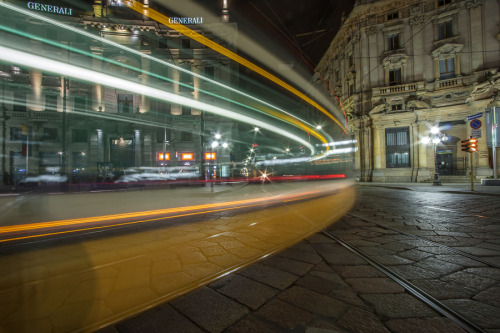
[358,181,500,196]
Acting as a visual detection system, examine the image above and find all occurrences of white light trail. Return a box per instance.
[0,2,326,139]
[0,45,314,153]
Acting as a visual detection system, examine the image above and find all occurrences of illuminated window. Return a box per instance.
[205,152,217,160]
[438,20,452,40]
[157,152,170,161]
[386,127,410,168]
[388,33,399,51]
[439,58,455,79]
[181,152,194,161]
[389,68,401,86]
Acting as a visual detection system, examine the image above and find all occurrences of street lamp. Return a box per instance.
[210,134,228,179]
[421,126,448,186]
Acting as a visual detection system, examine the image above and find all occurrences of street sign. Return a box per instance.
[470,119,482,129]
[471,129,482,138]
[467,112,483,121]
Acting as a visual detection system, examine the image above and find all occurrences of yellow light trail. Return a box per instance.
[125,1,345,132]
[0,191,320,240]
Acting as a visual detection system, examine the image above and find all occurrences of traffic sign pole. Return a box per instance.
[470,151,474,191]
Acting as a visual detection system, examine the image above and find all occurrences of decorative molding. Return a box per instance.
[466,0,484,9]
[366,26,377,36]
[351,32,361,44]
[431,43,463,59]
[382,53,409,68]
[410,3,422,14]
[432,9,459,24]
[410,15,426,26]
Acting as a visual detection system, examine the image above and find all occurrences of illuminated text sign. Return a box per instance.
[168,17,203,25]
[27,2,73,15]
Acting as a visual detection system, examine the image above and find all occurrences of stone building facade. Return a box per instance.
[315,0,499,182]
[0,0,239,185]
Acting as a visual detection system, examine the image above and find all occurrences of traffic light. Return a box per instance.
[468,137,477,152]
[461,137,478,153]
[461,139,469,152]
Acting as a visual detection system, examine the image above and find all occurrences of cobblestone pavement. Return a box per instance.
[98,184,500,333]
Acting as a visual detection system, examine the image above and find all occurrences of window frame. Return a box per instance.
[438,20,453,40]
[45,94,58,111]
[388,33,400,51]
[389,68,402,86]
[43,128,59,141]
[387,11,399,21]
[385,127,410,168]
[439,57,455,79]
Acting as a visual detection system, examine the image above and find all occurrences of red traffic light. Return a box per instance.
[461,137,478,153]
[468,137,477,152]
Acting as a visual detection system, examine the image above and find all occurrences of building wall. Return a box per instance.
[0,0,239,185]
[315,0,500,182]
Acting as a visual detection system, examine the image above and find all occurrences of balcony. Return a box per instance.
[372,82,422,97]
[435,76,463,90]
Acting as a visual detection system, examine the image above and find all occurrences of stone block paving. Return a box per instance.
[98,185,500,333]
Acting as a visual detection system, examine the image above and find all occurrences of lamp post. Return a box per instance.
[211,133,228,179]
[421,126,448,186]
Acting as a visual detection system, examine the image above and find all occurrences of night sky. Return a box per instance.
[201,0,356,68]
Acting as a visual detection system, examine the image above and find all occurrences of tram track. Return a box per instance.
[321,229,489,333]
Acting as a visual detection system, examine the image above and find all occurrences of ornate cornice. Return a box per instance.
[466,0,484,9]
[366,26,377,36]
[431,43,464,59]
[382,53,409,68]
[410,15,425,26]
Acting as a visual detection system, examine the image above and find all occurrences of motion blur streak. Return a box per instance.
[0,22,327,143]
[0,181,355,332]
[0,190,319,237]
[126,1,346,132]
[0,45,315,153]
[0,2,329,144]
[155,0,347,133]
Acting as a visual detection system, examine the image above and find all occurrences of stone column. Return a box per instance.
[140,58,150,113]
[97,129,104,162]
[134,129,141,167]
[29,70,43,111]
[373,124,382,170]
[417,122,431,182]
[353,128,361,180]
